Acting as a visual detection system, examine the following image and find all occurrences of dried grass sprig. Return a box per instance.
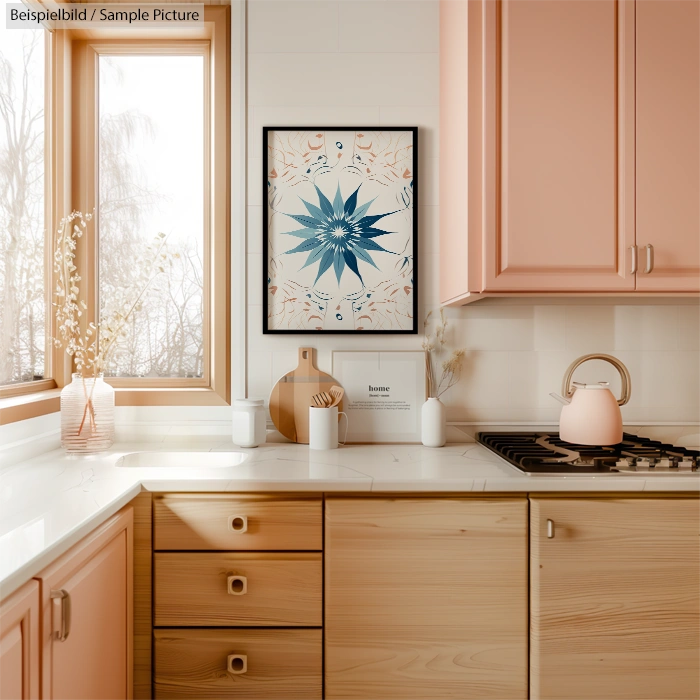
[52,210,169,433]
[422,308,465,399]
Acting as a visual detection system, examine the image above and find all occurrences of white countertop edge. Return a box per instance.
[0,483,142,600]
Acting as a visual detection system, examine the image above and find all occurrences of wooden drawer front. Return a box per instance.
[154,628,322,699]
[153,495,322,551]
[154,553,322,627]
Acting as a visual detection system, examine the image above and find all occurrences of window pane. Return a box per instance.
[0,18,45,385]
[98,54,205,378]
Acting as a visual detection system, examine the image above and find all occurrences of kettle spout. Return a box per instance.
[549,392,571,406]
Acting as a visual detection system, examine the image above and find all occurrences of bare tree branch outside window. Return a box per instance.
[0,26,45,386]
[98,55,204,379]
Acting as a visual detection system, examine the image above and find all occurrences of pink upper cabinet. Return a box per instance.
[440,0,636,298]
[636,0,700,292]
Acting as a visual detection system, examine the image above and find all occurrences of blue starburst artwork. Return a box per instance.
[283,184,397,286]
[264,128,417,333]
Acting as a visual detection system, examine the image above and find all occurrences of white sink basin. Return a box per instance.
[116,451,248,469]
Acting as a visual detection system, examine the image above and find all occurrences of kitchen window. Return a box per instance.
[74,8,229,406]
[1,6,229,422]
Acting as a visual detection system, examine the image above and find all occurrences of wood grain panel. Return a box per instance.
[153,494,322,551]
[636,0,700,291]
[132,491,152,700]
[0,580,40,700]
[154,628,322,699]
[531,497,700,700]
[154,552,322,627]
[325,498,528,699]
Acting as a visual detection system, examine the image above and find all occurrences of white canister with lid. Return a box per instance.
[232,399,266,447]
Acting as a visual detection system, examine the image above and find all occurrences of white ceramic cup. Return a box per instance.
[309,406,348,450]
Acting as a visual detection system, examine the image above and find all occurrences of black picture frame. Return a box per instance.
[262,126,418,334]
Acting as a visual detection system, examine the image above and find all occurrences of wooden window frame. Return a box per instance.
[73,7,230,406]
[0,30,56,403]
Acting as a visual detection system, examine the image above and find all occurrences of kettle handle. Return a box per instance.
[562,354,632,406]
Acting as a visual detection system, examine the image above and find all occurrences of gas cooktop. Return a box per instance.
[476,432,699,476]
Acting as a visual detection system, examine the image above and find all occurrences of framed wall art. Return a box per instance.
[263,127,418,334]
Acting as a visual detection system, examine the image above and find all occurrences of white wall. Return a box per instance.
[246,0,439,391]
[246,0,700,428]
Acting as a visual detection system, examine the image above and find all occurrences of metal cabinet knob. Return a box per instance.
[228,515,248,533]
[50,589,71,641]
[629,245,638,274]
[227,575,247,595]
[227,654,247,675]
[643,244,655,274]
[546,519,555,539]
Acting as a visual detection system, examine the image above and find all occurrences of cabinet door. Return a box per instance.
[39,507,133,700]
[531,498,700,700]
[636,0,700,291]
[481,0,635,291]
[325,498,528,699]
[0,580,40,700]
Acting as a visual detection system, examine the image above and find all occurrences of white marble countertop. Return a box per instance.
[1,440,697,598]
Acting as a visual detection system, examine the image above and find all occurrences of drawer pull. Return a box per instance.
[227,654,247,675]
[50,589,71,642]
[228,515,248,534]
[547,519,555,539]
[227,575,247,595]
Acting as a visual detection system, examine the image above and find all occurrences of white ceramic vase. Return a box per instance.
[421,397,446,448]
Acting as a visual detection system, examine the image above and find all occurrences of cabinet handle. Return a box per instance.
[643,244,654,274]
[227,654,247,675]
[227,575,247,595]
[51,589,71,642]
[228,515,248,534]
[629,245,638,274]
[546,519,555,539]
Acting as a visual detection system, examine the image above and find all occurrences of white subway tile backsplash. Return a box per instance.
[564,306,616,352]
[247,254,264,306]
[248,53,439,107]
[248,1,340,54]
[418,205,439,256]
[678,305,700,350]
[338,1,439,53]
[533,306,566,350]
[247,206,263,254]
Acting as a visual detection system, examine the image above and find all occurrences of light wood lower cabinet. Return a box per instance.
[154,552,322,627]
[39,507,133,700]
[325,498,529,699]
[0,580,40,700]
[531,497,700,700]
[153,628,322,699]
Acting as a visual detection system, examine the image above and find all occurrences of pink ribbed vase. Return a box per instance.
[60,373,115,453]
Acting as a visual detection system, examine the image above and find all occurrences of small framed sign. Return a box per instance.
[264,127,418,334]
[332,350,427,443]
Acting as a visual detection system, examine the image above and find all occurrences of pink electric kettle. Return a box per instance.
[550,354,632,446]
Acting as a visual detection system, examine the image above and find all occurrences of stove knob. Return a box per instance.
[655,458,673,469]
[636,458,654,470]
